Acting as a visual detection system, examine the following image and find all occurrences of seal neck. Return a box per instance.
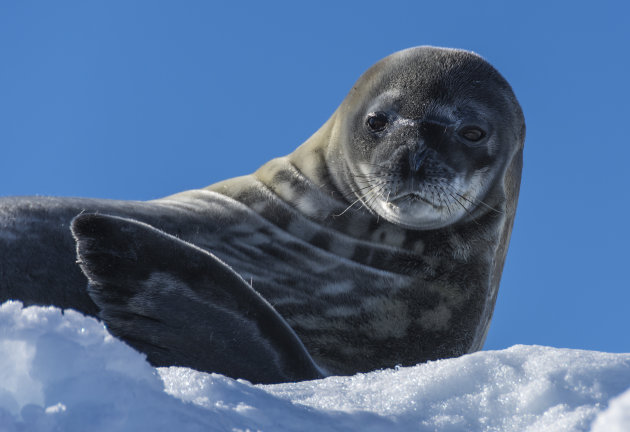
[286,112,348,200]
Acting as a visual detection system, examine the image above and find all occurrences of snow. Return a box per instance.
[591,387,630,432]
[1,301,629,432]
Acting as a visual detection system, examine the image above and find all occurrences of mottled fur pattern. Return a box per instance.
[204,158,506,374]
[0,46,524,383]
[71,213,324,383]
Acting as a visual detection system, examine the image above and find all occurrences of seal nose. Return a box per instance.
[409,145,428,173]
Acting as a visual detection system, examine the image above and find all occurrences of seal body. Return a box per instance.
[0,46,524,382]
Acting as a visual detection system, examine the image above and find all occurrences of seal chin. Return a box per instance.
[370,195,466,231]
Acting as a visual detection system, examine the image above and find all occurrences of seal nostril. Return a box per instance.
[410,147,428,172]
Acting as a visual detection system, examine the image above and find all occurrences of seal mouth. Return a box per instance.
[389,192,436,207]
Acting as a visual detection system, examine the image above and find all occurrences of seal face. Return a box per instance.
[351,99,498,230]
[0,46,525,383]
[332,48,521,230]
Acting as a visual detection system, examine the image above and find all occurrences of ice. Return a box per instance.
[1,301,629,432]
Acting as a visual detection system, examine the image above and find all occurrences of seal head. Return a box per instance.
[323,47,524,230]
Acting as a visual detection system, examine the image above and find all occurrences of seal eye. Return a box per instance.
[459,126,486,142]
[366,112,389,132]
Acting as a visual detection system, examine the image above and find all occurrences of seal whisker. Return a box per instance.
[443,183,503,215]
[440,189,453,217]
[443,188,482,226]
[335,182,384,217]
[364,182,388,208]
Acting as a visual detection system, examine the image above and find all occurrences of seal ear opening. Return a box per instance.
[70,213,324,384]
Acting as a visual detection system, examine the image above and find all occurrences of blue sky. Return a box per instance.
[1,1,629,354]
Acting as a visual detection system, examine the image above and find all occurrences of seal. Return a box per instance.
[0,46,525,383]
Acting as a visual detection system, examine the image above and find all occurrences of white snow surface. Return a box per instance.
[1,301,629,432]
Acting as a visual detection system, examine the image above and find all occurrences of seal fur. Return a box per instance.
[0,46,525,383]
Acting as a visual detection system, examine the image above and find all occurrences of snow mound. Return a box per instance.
[591,386,630,432]
[1,301,629,432]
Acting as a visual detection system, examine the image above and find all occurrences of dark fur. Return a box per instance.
[72,213,323,383]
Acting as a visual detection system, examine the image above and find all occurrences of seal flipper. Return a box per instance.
[71,213,324,384]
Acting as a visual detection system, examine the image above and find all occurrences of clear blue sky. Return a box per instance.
[1,1,629,354]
